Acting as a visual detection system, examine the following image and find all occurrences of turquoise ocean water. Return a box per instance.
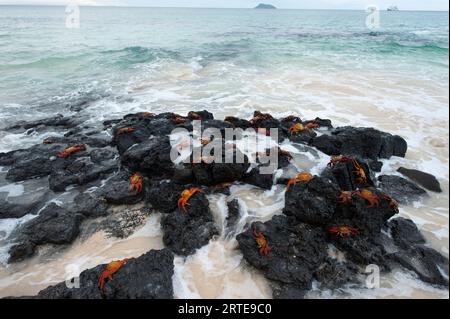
[0,7,448,120]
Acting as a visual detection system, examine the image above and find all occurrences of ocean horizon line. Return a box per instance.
[0,4,448,12]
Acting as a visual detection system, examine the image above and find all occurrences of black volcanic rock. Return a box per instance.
[283,176,339,226]
[145,180,186,214]
[397,167,442,193]
[311,127,407,160]
[237,215,328,295]
[378,175,427,204]
[121,136,175,180]
[70,192,109,219]
[390,245,449,287]
[49,154,117,192]
[225,199,241,233]
[322,157,375,191]
[8,203,84,263]
[36,249,175,299]
[161,191,218,256]
[94,173,144,205]
[387,217,426,249]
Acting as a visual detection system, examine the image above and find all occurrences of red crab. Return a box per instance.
[286,172,314,191]
[178,187,203,213]
[328,226,359,238]
[252,227,271,256]
[353,189,380,208]
[129,173,143,194]
[288,122,319,135]
[117,127,135,136]
[353,159,368,184]
[337,191,353,205]
[98,258,129,291]
[57,144,86,158]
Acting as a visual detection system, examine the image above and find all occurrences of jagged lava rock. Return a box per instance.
[49,153,118,192]
[8,203,84,262]
[161,191,218,256]
[311,127,407,160]
[283,176,339,226]
[237,215,328,293]
[94,174,144,205]
[121,136,175,180]
[321,157,375,191]
[36,249,174,299]
[145,180,186,214]
[378,175,427,204]
[70,192,109,218]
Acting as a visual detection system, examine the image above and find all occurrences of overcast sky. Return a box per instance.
[0,0,448,11]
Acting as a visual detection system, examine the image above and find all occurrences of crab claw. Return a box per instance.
[177,187,203,213]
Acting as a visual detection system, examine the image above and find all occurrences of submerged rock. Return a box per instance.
[0,178,50,219]
[390,245,449,287]
[36,249,174,299]
[397,167,442,193]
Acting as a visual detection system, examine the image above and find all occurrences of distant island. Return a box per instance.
[254,3,277,9]
[387,6,399,11]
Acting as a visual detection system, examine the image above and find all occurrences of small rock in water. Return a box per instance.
[387,217,426,249]
[378,175,427,204]
[397,167,442,193]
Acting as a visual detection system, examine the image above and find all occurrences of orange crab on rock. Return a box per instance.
[353,189,380,208]
[98,258,129,291]
[337,191,353,205]
[328,226,359,238]
[286,172,314,191]
[57,144,86,158]
[129,173,144,194]
[117,127,135,136]
[353,159,368,184]
[288,122,319,135]
[252,227,271,256]
[178,187,203,213]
